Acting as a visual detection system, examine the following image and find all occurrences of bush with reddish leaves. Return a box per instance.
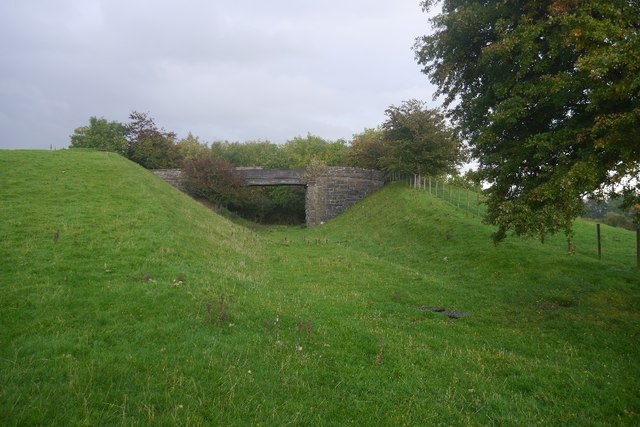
[181,156,244,208]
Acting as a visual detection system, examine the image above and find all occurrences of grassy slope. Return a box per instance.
[1,150,638,425]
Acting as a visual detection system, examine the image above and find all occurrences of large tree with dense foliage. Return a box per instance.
[283,134,348,168]
[125,111,179,169]
[210,141,289,168]
[414,0,640,242]
[69,117,127,155]
[344,128,387,170]
[379,99,462,176]
[175,132,210,160]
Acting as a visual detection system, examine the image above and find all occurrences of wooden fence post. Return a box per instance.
[636,228,639,270]
[597,223,602,260]
[429,177,432,194]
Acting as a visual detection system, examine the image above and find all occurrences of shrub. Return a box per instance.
[604,212,637,231]
[181,156,244,208]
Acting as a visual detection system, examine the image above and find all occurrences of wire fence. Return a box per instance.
[391,173,487,217]
[391,173,639,269]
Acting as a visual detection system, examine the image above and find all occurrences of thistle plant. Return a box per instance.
[216,294,229,326]
[375,343,385,366]
[297,319,303,342]
[274,313,281,341]
[305,320,312,343]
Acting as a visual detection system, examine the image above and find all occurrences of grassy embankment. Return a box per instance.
[1,150,638,425]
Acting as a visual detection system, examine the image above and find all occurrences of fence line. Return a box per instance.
[391,173,486,217]
[392,173,639,269]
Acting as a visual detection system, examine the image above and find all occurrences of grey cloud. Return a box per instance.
[0,0,437,149]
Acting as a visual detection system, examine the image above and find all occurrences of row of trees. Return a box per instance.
[69,101,464,224]
[69,102,463,177]
[70,112,183,169]
[583,197,639,231]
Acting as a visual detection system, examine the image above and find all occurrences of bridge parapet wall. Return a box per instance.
[241,168,306,186]
[152,169,185,191]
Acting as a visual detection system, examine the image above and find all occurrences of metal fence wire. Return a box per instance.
[391,173,486,217]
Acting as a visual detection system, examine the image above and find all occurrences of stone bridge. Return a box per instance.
[153,167,384,227]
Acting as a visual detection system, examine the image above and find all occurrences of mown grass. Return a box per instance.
[1,150,638,425]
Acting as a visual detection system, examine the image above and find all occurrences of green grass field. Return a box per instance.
[1,150,638,425]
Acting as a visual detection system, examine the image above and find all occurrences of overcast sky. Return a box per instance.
[0,0,438,150]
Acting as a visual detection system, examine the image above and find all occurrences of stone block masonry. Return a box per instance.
[151,169,185,192]
[305,167,384,227]
[152,167,385,227]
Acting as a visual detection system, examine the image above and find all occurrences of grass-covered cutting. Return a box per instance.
[1,150,638,425]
